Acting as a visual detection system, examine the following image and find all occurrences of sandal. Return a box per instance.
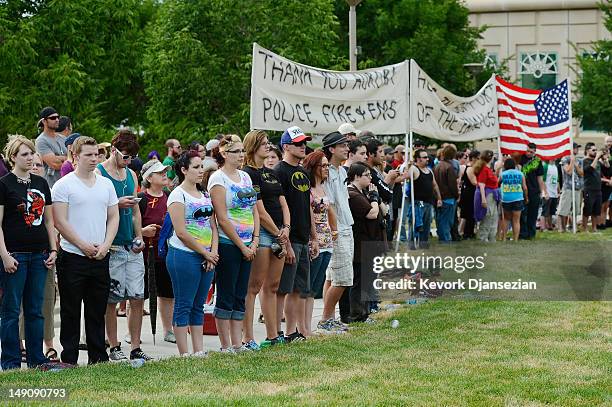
[21,348,27,363]
[45,348,58,361]
[143,309,150,316]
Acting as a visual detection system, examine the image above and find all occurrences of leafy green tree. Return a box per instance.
[573,0,612,134]
[0,0,157,146]
[142,0,342,154]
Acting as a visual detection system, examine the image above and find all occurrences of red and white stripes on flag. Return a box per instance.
[496,76,572,160]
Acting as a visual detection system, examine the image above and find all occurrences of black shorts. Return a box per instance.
[502,200,524,212]
[542,197,559,217]
[278,242,311,297]
[582,190,602,217]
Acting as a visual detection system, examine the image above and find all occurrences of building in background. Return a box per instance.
[466,0,611,139]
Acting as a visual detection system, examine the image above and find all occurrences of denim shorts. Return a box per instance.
[502,200,524,212]
[108,246,145,304]
[259,228,275,248]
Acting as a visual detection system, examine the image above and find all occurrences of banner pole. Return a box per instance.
[395,60,412,252]
[567,81,577,234]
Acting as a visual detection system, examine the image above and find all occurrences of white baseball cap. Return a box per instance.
[338,123,361,136]
[142,160,170,181]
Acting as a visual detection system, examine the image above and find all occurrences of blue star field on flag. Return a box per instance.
[534,80,569,127]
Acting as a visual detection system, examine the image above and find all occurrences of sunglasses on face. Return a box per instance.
[226,149,246,154]
[46,115,60,121]
[117,151,136,160]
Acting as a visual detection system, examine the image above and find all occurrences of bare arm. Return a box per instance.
[95,204,119,259]
[537,175,548,198]
[40,152,66,171]
[365,201,380,219]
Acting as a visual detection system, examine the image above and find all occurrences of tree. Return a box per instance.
[0,0,157,146]
[142,0,343,154]
[573,0,612,134]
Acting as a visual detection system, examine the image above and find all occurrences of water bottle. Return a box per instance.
[130,358,145,368]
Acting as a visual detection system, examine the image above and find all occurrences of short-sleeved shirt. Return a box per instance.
[60,160,74,178]
[243,165,284,228]
[0,173,52,252]
[500,169,524,203]
[167,186,213,252]
[477,165,499,189]
[582,158,601,191]
[544,163,559,198]
[323,163,354,232]
[162,156,176,180]
[35,132,67,188]
[208,170,257,244]
[311,192,333,251]
[560,156,583,190]
[51,173,118,256]
[274,161,312,244]
[140,191,168,239]
[521,156,544,196]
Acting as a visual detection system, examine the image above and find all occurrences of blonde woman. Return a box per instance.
[0,136,57,369]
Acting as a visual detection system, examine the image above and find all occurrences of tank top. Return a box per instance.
[413,167,434,204]
[97,163,135,245]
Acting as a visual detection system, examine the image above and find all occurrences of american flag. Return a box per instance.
[496,76,572,160]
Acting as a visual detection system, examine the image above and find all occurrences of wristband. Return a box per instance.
[50,249,58,254]
[252,235,259,238]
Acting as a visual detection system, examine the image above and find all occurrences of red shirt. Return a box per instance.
[477,165,498,189]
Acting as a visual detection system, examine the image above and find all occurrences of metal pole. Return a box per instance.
[349,5,357,70]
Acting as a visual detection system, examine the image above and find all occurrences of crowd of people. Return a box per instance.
[0,105,611,370]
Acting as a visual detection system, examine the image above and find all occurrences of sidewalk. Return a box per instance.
[49,298,326,364]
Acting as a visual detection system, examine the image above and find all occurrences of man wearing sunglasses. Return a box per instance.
[96,129,151,362]
[35,107,67,188]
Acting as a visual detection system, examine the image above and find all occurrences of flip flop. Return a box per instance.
[45,348,58,361]
[21,349,27,363]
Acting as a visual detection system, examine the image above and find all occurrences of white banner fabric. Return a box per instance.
[250,43,410,135]
[410,60,499,142]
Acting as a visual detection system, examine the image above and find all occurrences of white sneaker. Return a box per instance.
[180,353,190,357]
[193,351,208,358]
[109,346,129,362]
[219,347,236,354]
[164,331,176,344]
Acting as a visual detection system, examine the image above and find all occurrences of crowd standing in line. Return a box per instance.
[1,106,611,370]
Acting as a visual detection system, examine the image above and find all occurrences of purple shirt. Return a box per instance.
[60,160,74,177]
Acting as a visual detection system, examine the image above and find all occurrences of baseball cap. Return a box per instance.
[322,131,348,149]
[384,147,394,155]
[280,126,311,145]
[338,123,361,136]
[573,142,582,148]
[205,139,220,152]
[39,107,58,120]
[64,133,81,147]
[142,160,170,181]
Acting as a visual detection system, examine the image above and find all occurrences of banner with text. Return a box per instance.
[250,43,409,134]
[410,60,499,142]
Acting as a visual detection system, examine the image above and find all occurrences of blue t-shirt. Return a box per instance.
[501,169,524,203]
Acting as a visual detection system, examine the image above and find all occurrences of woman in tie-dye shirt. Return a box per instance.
[209,134,260,353]
[166,151,219,357]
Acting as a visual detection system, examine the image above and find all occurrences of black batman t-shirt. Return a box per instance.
[274,161,311,244]
[0,173,52,252]
[243,166,284,228]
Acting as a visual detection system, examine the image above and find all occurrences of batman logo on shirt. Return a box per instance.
[291,171,310,192]
[193,207,213,219]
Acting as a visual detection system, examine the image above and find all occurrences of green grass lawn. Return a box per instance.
[1,230,610,406]
[1,300,610,406]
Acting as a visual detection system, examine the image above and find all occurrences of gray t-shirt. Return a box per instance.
[560,156,583,190]
[35,132,67,188]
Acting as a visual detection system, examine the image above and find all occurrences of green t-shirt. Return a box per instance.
[162,156,176,180]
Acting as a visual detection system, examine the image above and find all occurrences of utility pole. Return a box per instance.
[347,0,362,71]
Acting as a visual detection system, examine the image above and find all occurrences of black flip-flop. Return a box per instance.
[45,348,58,361]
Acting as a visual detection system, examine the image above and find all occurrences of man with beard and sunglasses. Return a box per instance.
[35,107,67,188]
[96,129,151,362]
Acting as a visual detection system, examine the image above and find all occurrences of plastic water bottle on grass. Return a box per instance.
[130,358,145,368]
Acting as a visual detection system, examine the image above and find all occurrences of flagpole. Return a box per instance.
[395,60,412,252]
[567,81,577,234]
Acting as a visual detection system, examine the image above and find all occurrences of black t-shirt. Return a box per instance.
[520,156,544,196]
[274,161,311,244]
[601,162,612,194]
[582,158,602,191]
[0,173,52,252]
[348,185,384,263]
[243,165,284,228]
[371,168,393,204]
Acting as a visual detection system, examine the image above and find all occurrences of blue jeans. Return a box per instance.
[436,200,456,242]
[309,251,332,299]
[166,246,214,327]
[1,252,49,369]
[400,200,433,243]
[214,243,252,321]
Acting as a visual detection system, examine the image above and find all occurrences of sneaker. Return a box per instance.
[284,330,307,343]
[243,339,260,351]
[180,353,191,357]
[192,351,208,358]
[164,331,176,344]
[234,345,252,353]
[259,337,282,349]
[130,348,153,361]
[109,346,129,362]
[331,319,349,331]
[363,317,376,324]
[316,319,344,335]
[219,347,236,354]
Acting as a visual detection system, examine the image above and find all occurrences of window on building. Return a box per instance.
[485,53,498,69]
[519,52,557,90]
